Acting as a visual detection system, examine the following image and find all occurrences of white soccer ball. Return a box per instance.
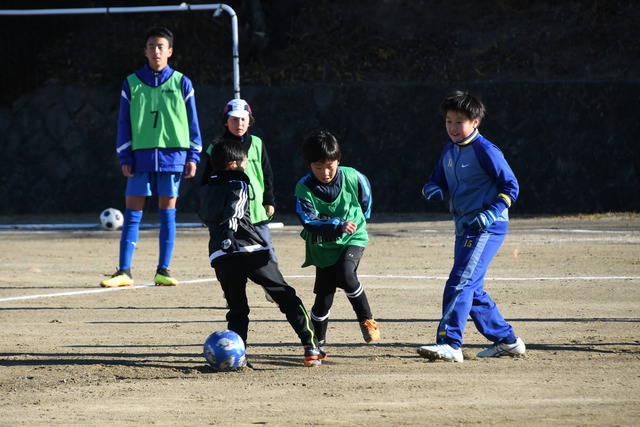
[100,208,124,230]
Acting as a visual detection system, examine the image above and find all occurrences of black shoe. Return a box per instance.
[304,346,327,367]
[237,356,253,370]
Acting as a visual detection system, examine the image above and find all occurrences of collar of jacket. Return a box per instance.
[208,169,250,185]
[223,129,252,148]
[455,128,479,146]
[139,63,175,87]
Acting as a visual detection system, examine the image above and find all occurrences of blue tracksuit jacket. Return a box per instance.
[427,129,519,235]
[426,129,520,347]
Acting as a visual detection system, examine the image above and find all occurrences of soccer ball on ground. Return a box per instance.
[99,208,124,230]
[203,329,246,371]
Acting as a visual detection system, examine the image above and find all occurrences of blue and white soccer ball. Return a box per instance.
[203,329,246,371]
[99,208,124,230]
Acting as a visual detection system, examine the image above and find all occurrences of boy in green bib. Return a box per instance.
[100,26,202,288]
[295,130,381,352]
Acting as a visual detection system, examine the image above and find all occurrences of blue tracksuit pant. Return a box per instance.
[437,228,515,348]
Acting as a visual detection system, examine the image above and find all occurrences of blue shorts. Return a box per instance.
[125,172,182,198]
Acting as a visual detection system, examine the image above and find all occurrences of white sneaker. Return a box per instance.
[417,343,463,363]
[477,337,526,357]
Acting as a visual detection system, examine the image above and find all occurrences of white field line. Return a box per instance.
[1,274,638,303]
[0,223,638,233]
[0,222,285,231]
[0,278,217,302]
[524,228,637,234]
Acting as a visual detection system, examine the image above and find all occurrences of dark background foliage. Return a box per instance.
[0,1,638,217]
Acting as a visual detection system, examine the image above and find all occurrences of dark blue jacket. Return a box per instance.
[428,130,519,236]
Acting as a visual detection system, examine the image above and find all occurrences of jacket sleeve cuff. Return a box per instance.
[490,193,512,215]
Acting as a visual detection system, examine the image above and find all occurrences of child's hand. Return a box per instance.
[264,205,275,217]
[342,221,357,235]
[183,161,197,179]
[467,208,499,230]
[221,229,239,252]
[422,184,444,201]
[121,165,134,178]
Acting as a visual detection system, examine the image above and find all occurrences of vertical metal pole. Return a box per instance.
[213,4,240,99]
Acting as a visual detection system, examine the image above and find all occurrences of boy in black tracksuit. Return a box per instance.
[198,139,325,367]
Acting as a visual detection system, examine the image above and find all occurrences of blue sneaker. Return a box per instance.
[417,343,463,363]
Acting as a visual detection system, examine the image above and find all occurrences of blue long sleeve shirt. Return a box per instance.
[116,63,202,172]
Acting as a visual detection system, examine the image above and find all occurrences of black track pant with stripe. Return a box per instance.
[213,250,317,348]
[310,245,373,342]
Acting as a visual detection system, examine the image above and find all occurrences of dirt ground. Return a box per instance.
[1,214,639,426]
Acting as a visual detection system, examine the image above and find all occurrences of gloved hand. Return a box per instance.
[422,184,444,202]
[466,208,500,230]
[221,229,239,253]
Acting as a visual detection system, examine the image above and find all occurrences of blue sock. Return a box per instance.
[502,334,517,345]
[441,339,460,350]
[119,209,142,271]
[158,208,176,270]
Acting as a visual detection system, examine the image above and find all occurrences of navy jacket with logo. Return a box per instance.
[427,129,519,236]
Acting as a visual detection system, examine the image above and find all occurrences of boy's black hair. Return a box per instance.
[302,130,341,165]
[439,90,486,122]
[144,26,174,48]
[209,139,248,171]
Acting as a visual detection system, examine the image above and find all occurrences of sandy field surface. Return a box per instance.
[1,214,639,426]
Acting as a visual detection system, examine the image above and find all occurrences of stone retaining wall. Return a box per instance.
[1,81,638,216]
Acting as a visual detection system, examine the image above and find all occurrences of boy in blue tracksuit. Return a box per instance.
[100,26,202,288]
[417,90,525,363]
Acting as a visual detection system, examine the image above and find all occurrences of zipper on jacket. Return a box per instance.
[153,72,160,172]
[450,144,461,213]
